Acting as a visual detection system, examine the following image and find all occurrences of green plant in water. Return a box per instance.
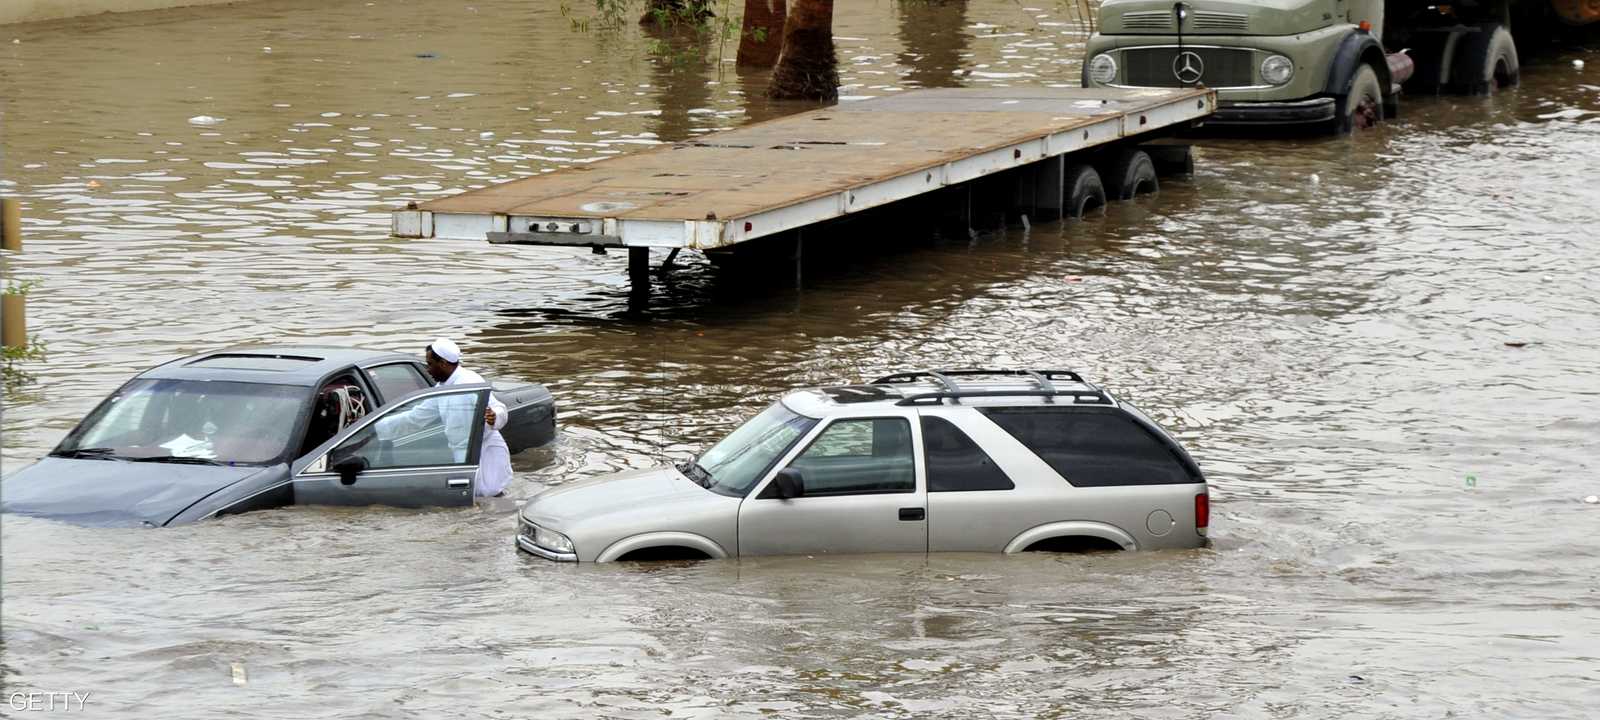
[2,335,47,389]
[564,0,766,74]
[2,280,45,390]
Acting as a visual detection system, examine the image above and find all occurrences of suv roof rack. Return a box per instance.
[870,369,1113,407]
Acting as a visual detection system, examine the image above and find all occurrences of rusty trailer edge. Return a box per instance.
[392,87,1216,249]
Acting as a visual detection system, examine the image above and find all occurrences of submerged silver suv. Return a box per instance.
[516,370,1210,563]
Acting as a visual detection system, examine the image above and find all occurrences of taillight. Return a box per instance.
[1195,491,1209,536]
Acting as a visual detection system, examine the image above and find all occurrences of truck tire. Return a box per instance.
[1404,31,1463,94]
[1063,164,1106,219]
[1336,64,1385,133]
[1143,145,1194,177]
[1451,23,1518,94]
[1100,149,1159,201]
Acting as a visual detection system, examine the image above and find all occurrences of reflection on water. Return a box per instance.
[3,1,1600,717]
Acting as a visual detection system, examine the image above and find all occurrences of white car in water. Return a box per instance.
[517,370,1208,562]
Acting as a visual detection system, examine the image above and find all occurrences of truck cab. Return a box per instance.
[1082,0,1396,133]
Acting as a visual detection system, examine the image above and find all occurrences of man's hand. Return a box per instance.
[484,407,497,427]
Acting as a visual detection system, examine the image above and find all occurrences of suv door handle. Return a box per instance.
[898,507,925,521]
[447,478,472,488]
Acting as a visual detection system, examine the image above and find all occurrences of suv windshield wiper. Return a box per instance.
[677,461,713,488]
[125,455,224,466]
[50,447,120,459]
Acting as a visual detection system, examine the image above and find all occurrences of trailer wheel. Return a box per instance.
[1451,23,1518,95]
[1063,164,1106,219]
[1337,64,1385,133]
[1405,31,1463,94]
[1100,150,1159,201]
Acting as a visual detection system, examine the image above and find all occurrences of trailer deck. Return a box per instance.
[392,87,1215,252]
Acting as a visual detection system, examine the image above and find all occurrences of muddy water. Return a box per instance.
[3,1,1599,716]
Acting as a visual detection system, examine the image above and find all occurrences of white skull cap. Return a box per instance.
[428,337,462,364]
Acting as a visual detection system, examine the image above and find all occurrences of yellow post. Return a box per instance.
[2,197,22,348]
[1,198,19,252]
[1,294,23,350]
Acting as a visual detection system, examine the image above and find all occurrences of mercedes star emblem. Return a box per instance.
[1172,51,1204,84]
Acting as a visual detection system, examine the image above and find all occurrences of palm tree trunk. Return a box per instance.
[736,0,787,67]
[767,0,837,100]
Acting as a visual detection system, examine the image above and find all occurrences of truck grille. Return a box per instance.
[1121,11,1174,31]
[1191,11,1249,32]
[1121,47,1255,88]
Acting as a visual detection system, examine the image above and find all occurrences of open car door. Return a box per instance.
[291,384,491,508]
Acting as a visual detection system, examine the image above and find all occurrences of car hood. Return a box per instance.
[523,465,711,524]
[521,465,742,561]
[1,457,266,527]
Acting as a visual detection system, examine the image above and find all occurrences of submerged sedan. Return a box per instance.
[2,346,556,526]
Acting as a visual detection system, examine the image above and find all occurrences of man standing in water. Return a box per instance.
[377,338,513,497]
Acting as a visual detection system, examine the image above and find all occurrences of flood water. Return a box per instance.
[3,0,1599,716]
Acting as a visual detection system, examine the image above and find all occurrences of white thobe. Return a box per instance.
[377,365,512,497]
[443,366,512,497]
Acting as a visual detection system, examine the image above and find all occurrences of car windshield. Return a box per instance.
[694,401,818,497]
[54,379,307,465]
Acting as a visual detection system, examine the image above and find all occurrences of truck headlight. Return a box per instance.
[534,524,575,554]
[1088,53,1118,85]
[1260,55,1295,86]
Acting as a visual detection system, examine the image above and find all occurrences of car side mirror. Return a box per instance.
[333,456,368,485]
[772,468,804,500]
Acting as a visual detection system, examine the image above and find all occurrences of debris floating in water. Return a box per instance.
[188,115,225,126]
[1584,495,1598,504]
[1504,341,1528,348]
[1309,173,1321,185]
[1575,60,1587,69]
[230,662,247,686]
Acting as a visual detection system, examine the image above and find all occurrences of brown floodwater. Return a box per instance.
[3,1,1599,717]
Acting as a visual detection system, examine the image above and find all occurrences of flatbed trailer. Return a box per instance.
[392,87,1215,289]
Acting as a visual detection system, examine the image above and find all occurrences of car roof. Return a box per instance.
[781,370,1120,418]
[135,345,418,387]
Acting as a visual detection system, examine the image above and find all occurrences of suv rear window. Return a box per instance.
[921,416,1013,492]
[978,408,1196,487]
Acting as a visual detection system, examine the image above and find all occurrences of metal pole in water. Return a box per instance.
[1,197,23,350]
[0,293,20,349]
[1,198,19,252]
[793,230,804,289]
[628,247,650,287]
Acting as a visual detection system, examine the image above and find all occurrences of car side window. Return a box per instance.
[298,374,373,458]
[328,388,482,470]
[367,363,432,404]
[786,418,915,495]
[978,408,1196,487]
[921,416,1014,492]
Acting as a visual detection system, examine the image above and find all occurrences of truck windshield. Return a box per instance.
[54,379,307,465]
[696,401,817,497]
